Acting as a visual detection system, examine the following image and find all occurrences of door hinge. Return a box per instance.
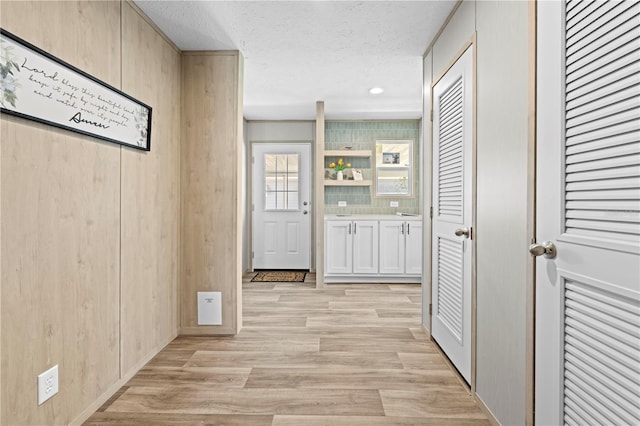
[429,303,432,315]
[252,203,255,212]
[252,251,254,258]
[430,109,433,122]
[430,207,433,219]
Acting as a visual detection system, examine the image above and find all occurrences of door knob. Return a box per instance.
[303,210,308,215]
[528,241,556,259]
[303,201,309,206]
[454,227,470,238]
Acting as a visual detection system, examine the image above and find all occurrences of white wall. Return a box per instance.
[242,119,249,272]
[423,1,530,424]
[248,121,314,142]
[475,3,529,423]
[422,51,433,333]
[245,121,315,271]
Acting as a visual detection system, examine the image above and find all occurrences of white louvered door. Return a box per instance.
[536,1,640,425]
[431,45,473,383]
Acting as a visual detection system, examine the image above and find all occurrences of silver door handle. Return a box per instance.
[454,227,470,238]
[354,223,357,234]
[407,223,410,234]
[348,223,352,234]
[303,210,308,215]
[528,241,556,259]
[401,223,405,234]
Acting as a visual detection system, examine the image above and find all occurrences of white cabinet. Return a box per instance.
[325,221,352,274]
[325,220,378,275]
[379,219,422,276]
[352,221,379,274]
[405,220,423,275]
[379,221,405,274]
[325,217,421,282]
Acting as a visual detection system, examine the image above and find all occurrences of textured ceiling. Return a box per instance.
[134,1,456,120]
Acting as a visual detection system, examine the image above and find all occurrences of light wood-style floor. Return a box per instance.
[85,273,489,425]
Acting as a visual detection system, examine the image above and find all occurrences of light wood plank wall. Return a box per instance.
[0,1,181,424]
[120,2,181,377]
[180,52,244,335]
[314,102,325,287]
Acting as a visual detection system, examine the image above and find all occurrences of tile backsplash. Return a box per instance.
[324,120,421,215]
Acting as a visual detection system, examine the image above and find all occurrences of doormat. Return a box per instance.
[251,271,307,282]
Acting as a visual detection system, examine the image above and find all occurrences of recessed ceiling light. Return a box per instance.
[369,87,384,95]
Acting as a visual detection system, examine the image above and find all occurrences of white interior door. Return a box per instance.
[252,143,311,270]
[431,45,473,383]
[536,2,640,424]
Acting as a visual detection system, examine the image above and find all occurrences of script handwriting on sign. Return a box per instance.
[69,112,110,129]
[21,58,60,81]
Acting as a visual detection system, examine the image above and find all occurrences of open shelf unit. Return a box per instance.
[324,149,372,186]
[324,180,373,186]
[324,150,372,157]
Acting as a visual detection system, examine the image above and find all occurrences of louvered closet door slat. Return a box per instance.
[566,0,603,30]
[566,1,626,40]
[567,3,639,59]
[566,132,639,155]
[567,154,640,173]
[566,200,640,211]
[567,19,638,72]
[566,164,640,182]
[566,2,638,61]
[566,97,639,130]
[567,39,639,85]
[566,209,640,223]
[566,108,639,138]
[436,237,463,342]
[566,332,639,386]
[566,0,593,20]
[566,176,640,191]
[566,66,640,109]
[437,75,464,219]
[566,188,640,200]
[566,140,640,163]
[567,84,640,119]
[440,92,463,116]
[566,331,639,392]
[563,279,640,425]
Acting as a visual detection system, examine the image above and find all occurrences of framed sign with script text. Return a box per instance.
[0,28,152,151]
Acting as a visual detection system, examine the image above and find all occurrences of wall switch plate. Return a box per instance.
[198,291,222,325]
[338,201,347,207]
[390,201,399,207]
[38,365,58,405]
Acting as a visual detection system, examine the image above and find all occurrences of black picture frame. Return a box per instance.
[0,28,152,151]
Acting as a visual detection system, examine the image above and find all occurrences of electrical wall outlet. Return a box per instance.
[390,201,399,207]
[338,201,347,207]
[38,365,59,405]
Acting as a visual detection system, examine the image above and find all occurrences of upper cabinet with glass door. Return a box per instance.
[375,140,413,196]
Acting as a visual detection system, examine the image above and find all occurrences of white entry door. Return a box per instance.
[536,2,640,424]
[431,45,473,383]
[252,143,311,270]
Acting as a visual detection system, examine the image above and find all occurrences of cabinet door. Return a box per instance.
[325,221,353,274]
[352,221,379,274]
[379,220,405,274]
[404,220,422,275]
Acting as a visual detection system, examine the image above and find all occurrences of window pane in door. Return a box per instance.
[264,153,300,210]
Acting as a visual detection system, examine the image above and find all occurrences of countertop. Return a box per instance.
[324,214,422,220]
